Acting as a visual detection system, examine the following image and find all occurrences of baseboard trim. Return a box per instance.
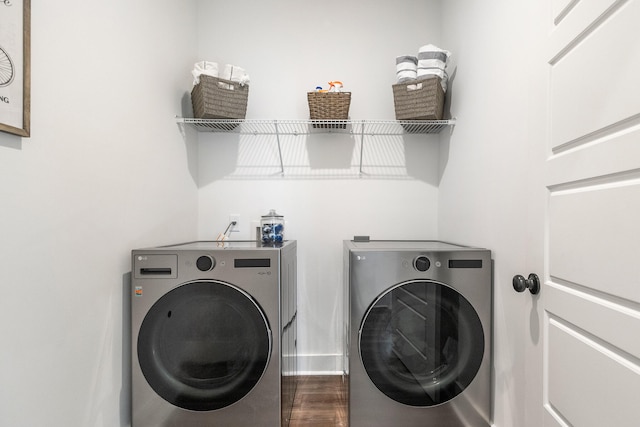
[297,371,343,376]
[296,353,342,375]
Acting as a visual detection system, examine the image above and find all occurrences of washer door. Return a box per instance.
[359,280,484,407]
[137,280,271,411]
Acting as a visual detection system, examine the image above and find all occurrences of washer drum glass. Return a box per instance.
[359,280,484,406]
[137,280,271,411]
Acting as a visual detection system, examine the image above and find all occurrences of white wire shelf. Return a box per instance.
[176,117,456,175]
[176,118,455,135]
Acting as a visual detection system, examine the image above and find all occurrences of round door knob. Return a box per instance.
[512,273,540,295]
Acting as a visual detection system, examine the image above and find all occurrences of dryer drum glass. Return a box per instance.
[137,280,271,411]
[359,280,484,406]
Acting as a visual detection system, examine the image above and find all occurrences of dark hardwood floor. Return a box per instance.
[289,375,347,427]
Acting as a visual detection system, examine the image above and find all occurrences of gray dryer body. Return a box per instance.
[344,240,492,427]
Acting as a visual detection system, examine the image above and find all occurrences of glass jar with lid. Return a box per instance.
[261,209,284,244]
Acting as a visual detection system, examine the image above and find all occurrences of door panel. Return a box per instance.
[549,0,639,148]
[549,0,625,60]
[551,0,576,24]
[545,284,640,360]
[546,127,640,185]
[547,317,640,427]
[549,183,640,301]
[543,0,640,425]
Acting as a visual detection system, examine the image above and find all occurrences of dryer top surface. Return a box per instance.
[345,240,487,252]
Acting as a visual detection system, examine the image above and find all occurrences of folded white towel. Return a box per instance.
[418,45,450,66]
[192,61,219,86]
[417,69,449,92]
[222,64,250,86]
[417,44,451,92]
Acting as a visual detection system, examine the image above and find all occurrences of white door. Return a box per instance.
[529,1,640,426]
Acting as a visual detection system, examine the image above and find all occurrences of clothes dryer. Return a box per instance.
[131,240,297,427]
[344,240,492,427]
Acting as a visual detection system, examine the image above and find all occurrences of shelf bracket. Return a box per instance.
[359,121,366,175]
[274,120,285,175]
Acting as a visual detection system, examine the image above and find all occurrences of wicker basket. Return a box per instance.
[307,92,351,128]
[191,75,249,120]
[392,76,444,121]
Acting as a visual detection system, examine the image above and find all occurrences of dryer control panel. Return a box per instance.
[413,255,431,271]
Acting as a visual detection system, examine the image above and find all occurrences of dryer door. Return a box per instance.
[137,280,271,411]
[359,280,484,406]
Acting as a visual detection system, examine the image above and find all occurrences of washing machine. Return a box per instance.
[344,239,492,427]
[131,240,297,427]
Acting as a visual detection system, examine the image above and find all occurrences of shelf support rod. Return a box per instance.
[274,120,285,175]
[359,121,366,175]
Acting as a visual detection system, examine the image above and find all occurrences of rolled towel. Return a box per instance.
[417,44,451,91]
[222,64,250,86]
[396,55,417,83]
[192,61,219,85]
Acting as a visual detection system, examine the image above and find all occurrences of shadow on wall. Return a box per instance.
[121,272,132,426]
[0,131,23,150]
[437,66,457,185]
[179,92,201,186]
[306,134,355,170]
[193,131,442,185]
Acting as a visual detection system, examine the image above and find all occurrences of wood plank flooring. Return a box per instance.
[289,375,347,427]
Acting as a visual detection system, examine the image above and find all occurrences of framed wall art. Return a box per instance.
[0,0,30,137]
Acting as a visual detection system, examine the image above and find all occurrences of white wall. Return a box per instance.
[439,2,544,426]
[0,1,198,426]
[195,0,443,373]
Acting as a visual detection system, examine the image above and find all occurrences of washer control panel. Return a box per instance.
[134,254,178,279]
[196,255,215,272]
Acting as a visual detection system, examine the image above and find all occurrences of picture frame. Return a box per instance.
[0,0,30,137]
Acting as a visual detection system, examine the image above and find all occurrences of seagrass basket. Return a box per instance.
[191,75,249,120]
[307,92,351,128]
[392,76,444,121]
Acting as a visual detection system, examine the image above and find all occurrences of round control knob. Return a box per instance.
[413,256,431,272]
[196,255,215,272]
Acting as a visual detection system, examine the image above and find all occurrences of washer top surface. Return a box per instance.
[149,240,295,251]
[345,239,485,251]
